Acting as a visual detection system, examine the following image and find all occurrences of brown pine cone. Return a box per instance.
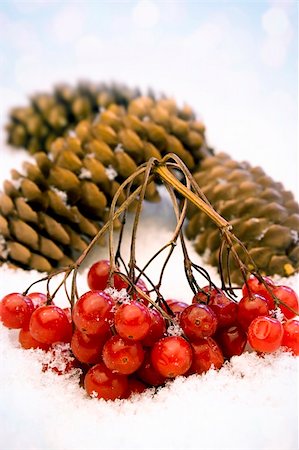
[0,96,207,272]
[186,152,299,283]
[6,82,142,154]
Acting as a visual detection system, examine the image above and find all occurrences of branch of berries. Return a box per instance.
[0,155,298,401]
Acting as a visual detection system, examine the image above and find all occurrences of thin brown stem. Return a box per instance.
[129,158,156,281]
[154,159,229,229]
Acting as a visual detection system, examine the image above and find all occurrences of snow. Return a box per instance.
[105,165,118,181]
[0,321,297,450]
[0,181,298,449]
[49,186,69,207]
[78,167,92,180]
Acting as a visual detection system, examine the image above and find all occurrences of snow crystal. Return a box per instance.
[105,165,118,181]
[291,229,299,243]
[167,323,183,336]
[39,343,79,376]
[78,167,92,180]
[114,143,124,153]
[90,390,99,399]
[0,234,8,259]
[10,177,23,190]
[270,306,285,322]
[105,287,131,303]
[50,186,69,207]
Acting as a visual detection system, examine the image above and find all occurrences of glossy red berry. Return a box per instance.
[27,292,48,309]
[242,276,275,310]
[192,286,220,304]
[207,293,238,329]
[29,305,72,344]
[18,328,50,351]
[1,293,34,329]
[189,337,224,375]
[84,362,128,400]
[180,304,217,340]
[248,316,283,353]
[102,334,145,375]
[165,299,189,319]
[281,319,299,355]
[216,324,247,358]
[71,328,109,364]
[131,278,150,305]
[125,378,147,397]
[114,300,151,341]
[237,293,269,331]
[142,308,166,347]
[137,349,167,386]
[272,285,299,319]
[63,307,72,323]
[72,290,114,336]
[151,336,193,378]
[87,259,127,291]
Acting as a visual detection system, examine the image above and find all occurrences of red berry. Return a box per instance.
[165,299,188,319]
[30,305,72,344]
[248,316,283,353]
[87,259,127,291]
[282,319,299,355]
[84,362,128,400]
[180,304,217,340]
[272,285,299,319]
[137,349,167,386]
[18,328,50,350]
[131,278,150,305]
[189,337,224,375]
[192,286,220,303]
[125,378,147,397]
[27,292,48,309]
[1,293,34,329]
[242,276,275,310]
[151,336,193,378]
[71,328,109,364]
[207,293,238,329]
[63,307,72,323]
[142,308,166,347]
[216,324,247,358]
[114,300,151,341]
[102,334,145,375]
[72,290,114,336]
[237,293,269,331]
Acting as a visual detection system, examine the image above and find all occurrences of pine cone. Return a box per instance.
[0,96,207,272]
[186,152,299,283]
[6,82,142,154]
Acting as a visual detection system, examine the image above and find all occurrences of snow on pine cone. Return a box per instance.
[0,96,206,272]
[6,82,142,154]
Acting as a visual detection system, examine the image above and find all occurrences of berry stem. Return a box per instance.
[154,162,229,229]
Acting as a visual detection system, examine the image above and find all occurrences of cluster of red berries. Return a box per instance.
[0,259,298,401]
